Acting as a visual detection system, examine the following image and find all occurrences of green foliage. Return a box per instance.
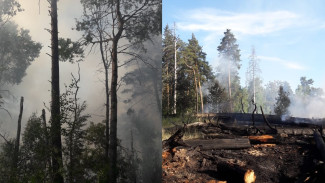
[19,113,49,182]
[58,38,84,63]
[207,80,227,112]
[264,81,292,114]
[76,0,161,48]
[216,29,241,112]
[217,29,241,69]
[176,33,214,113]
[82,122,107,182]
[60,69,91,182]
[0,21,41,85]
[274,86,291,116]
[0,0,22,25]
[0,139,14,182]
[296,76,323,98]
[233,87,249,113]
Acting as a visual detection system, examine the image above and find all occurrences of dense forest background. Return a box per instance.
[162,24,325,120]
[0,0,161,182]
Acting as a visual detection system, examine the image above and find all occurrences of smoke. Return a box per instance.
[117,35,162,182]
[215,56,240,89]
[288,94,325,118]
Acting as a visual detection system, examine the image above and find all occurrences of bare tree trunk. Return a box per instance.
[11,96,23,181]
[193,69,198,114]
[166,73,170,114]
[198,74,204,113]
[50,0,64,182]
[109,38,118,182]
[173,22,177,115]
[228,62,232,112]
[42,109,51,179]
[99,30,110,160]
[109,1,124,182]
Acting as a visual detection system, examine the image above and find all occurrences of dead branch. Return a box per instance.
[241,97,245,114]
[260,106,277,134]
[251,101,261,135]
[162,128,187,151]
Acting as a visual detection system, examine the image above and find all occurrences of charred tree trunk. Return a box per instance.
[50,0,64,182]
[162,127,187,151]
[11,96,23,181]
[241,97,245,113]
[41,109,51,179]
[314,130,325,161]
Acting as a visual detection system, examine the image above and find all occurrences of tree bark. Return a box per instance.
[173,22,177,115]
[193,68,198,114]
[185,138,251,150]
[50,0,64,182]
[109,1,124,182]
[197,73,204,113]
[42,109,52,180]
[11,96,23,181]
[99,29,110,160]
[228,61,232,112]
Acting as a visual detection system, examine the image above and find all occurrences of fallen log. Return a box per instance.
[163,127,187,151]
[185,138,251,150]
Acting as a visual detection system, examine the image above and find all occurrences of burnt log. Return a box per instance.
[163,128,187,151]
[185,138,251,150]
[248,135,277,144]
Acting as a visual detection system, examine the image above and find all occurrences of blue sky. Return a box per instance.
[163,0,325,91]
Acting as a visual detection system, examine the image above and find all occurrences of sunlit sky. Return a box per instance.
[163,0,325,90]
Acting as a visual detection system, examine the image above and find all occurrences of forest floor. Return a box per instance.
[162,120,325,183]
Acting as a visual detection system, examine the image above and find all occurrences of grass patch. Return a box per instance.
[162,115,201,128]
[162,128,204,141]
[162,116,184,128]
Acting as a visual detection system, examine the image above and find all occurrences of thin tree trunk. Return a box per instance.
[167,84,170,114]
[173,22,177,115]
[198,73,204,113]
[41,109,51,180]
[109,38,119,183]
[99,30,110,160]
[109,1,124,182]
[193,69,198,114]
[50,0,64,182]
[228,61,232,112]
[166,66,170,114]
[11,96,23,181]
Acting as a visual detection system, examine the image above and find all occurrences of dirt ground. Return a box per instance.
[162,123,325,183]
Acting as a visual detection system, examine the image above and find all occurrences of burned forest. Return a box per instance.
[0,0,161,182]
[162,8,325,182]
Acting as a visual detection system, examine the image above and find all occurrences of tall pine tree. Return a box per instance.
[217,29,241,112]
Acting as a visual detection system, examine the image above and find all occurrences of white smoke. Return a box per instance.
[215,56,240,89]
[288,94,325,118]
